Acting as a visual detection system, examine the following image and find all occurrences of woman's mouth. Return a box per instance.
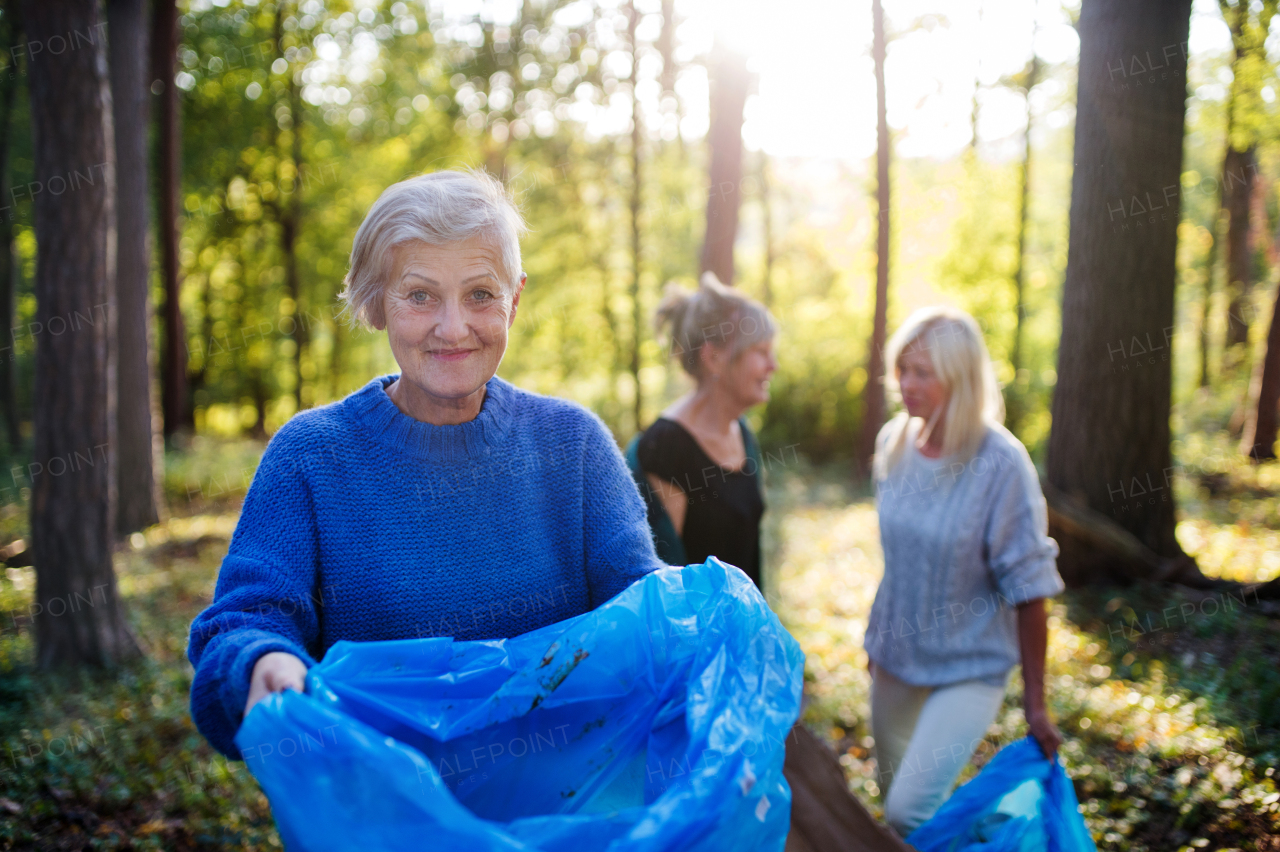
[431,349,473,362]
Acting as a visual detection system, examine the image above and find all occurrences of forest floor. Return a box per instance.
[0,435,1278,850]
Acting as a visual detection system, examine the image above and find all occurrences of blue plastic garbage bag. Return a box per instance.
[905,736,1097,852]
[234,557,805,852]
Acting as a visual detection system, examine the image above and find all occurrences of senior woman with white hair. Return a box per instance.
[187,169,665,759]
[864,305,1065,837]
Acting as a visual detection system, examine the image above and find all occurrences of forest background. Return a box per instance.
[6,0,1280,849]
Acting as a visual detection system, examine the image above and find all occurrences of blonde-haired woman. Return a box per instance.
[630,272,778,588]
[864,306,1065,837]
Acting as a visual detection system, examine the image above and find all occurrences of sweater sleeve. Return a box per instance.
[581,412,665,605]
[186,426,323,759]
[983,442,1065,607]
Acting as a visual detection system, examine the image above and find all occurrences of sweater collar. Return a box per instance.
[345,373,518,463]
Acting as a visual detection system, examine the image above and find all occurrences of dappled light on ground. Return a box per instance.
[768,486,1280,851]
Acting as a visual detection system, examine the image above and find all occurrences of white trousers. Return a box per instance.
[869,664,1006,836]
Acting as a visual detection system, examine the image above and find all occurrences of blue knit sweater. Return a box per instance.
[187,373,664,759]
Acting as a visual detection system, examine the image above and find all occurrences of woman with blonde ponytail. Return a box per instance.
[864,306,1065,837]
[628,272,778,588]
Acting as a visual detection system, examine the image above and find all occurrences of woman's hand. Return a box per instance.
[245,651,308,717]
[1026,705,1063,759]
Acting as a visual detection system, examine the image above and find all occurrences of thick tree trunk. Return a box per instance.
[1223,144,1257,355]
[152,0,187,436]
[1046,0,1192,587]
[0,1,21,452]
[699,41,748,286]
[855,0,890,476]
[109,0,161,535]
[23,0,140,668]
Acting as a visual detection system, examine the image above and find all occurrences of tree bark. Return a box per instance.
[699,40,748,286]
[1199,202,1223,388]
[1008,50,1039,435]
[1222,144,1257,355]
[1240,280,1280,460]
[0,0,21,452]
[152,0,187,436]
[783,724,915,852]
[109,0,161,535]
[23,0,140,667]
[273,2,307,413]
[855,0,890,477]
[1046,0,1192,587]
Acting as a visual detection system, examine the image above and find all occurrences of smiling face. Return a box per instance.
[375,237,522,413]
[896,341,948,425]
[701,337,778,407]
[727,338,778,406]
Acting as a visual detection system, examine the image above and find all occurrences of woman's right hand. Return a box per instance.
[245,651,308,717]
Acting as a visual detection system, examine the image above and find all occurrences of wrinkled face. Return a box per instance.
[896,342,947,423]
[376,237,522,401]
[722,338,778,407]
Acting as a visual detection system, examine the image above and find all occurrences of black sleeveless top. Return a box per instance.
[636,417,765,587]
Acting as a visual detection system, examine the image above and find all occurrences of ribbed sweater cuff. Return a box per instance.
[222,634,318,745]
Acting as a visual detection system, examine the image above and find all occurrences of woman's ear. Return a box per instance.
[507,274,527,328]
[699,339,730,378]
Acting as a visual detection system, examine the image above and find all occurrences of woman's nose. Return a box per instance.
[433,298,470,342]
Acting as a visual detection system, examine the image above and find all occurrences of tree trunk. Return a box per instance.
[657,0,677,97]
[855,0,890,477]
[109,0,161,535]
[1200,205,1222,389]
[628,1,643,432]
[1223,144,1257,355]
[23,0,140,668]
[0,0,21,452]
[1008,51,1039,435]
[274,3,307,413]
[699,41,748,286]
[152,0,187,436]
[1045,0,1192,587]
[783,724,915,852]
[1240,280,1280,460]
[760,151,774,309]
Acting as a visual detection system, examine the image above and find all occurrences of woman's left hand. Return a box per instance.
[1026,706,1062,759]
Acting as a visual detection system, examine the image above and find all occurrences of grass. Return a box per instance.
[0,436,1277,849]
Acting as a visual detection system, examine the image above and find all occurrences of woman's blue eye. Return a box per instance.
[410,291,428,303]
[473,290,495,302]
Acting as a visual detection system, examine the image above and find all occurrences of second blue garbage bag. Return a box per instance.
[905,736,1098,852]
[234,557,805,852]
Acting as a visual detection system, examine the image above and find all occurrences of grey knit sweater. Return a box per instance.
[864,415,1065,687]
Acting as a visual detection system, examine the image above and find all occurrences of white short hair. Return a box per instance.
[339,169,527,328]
